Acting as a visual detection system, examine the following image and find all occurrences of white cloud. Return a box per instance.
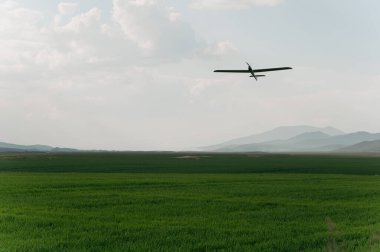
[0,2,44,74]
[190,0,284,10]
[203,41,238,57]
[0,0,234,75]
[112,0,199,58]
[58,2,78,15]
[60,8,101,32]
[0,0,243,150]
[0,0,18,10]
[167,7,181,22]
[0,1,42,35]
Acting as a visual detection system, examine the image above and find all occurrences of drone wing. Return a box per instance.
[213,70,250,73]
[253,67,292,73]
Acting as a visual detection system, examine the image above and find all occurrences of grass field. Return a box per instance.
[0,153,380,251]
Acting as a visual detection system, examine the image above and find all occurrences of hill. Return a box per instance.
[337,139,380,153]
[201,125,344,151]
[213,131,380,153]
[0,141,78,153]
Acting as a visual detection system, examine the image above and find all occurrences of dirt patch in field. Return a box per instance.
[174,156,209,160]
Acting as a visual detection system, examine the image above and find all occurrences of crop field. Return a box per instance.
[0,153,380,251]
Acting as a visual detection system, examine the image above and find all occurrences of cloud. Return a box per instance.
[0,0,236,75]
[0,1,42,35]
[0,0,243,150]
[190,0,284,10]
[0,1,44,74]
[58,2,78,15]
[202,41,239,57]
[59,7,101,32]
[112,0,200,59]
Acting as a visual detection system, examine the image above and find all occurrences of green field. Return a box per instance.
[0,153,380,251]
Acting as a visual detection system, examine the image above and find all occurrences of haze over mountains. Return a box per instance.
[338,140,380,153]
[0,142,78,153]
[2,125,380,153]
[202,126,380,153]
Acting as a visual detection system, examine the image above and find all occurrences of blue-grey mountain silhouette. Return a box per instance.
[201,126,344,151]
[337,139,380,153]
[203,126,380,153]
[0,141,78,153]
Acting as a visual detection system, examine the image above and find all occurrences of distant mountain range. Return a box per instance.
[2,125,380,153]
[0,142,78,153]
[202,126,380,153]
[337,140,380,153]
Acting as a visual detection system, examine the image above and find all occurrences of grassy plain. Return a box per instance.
[0,153,380,251]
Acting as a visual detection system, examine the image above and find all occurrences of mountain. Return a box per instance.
[0,141,78,153]
[201,126,345,151]
[0,147,25,152]
[0,142,54,152]
[337,140,380,153]
[286,131,331,143]
[213,131,380,153]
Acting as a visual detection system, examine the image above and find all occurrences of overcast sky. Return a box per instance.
[1,0,380,150]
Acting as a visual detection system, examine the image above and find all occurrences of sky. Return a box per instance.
[1,0,380,150]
